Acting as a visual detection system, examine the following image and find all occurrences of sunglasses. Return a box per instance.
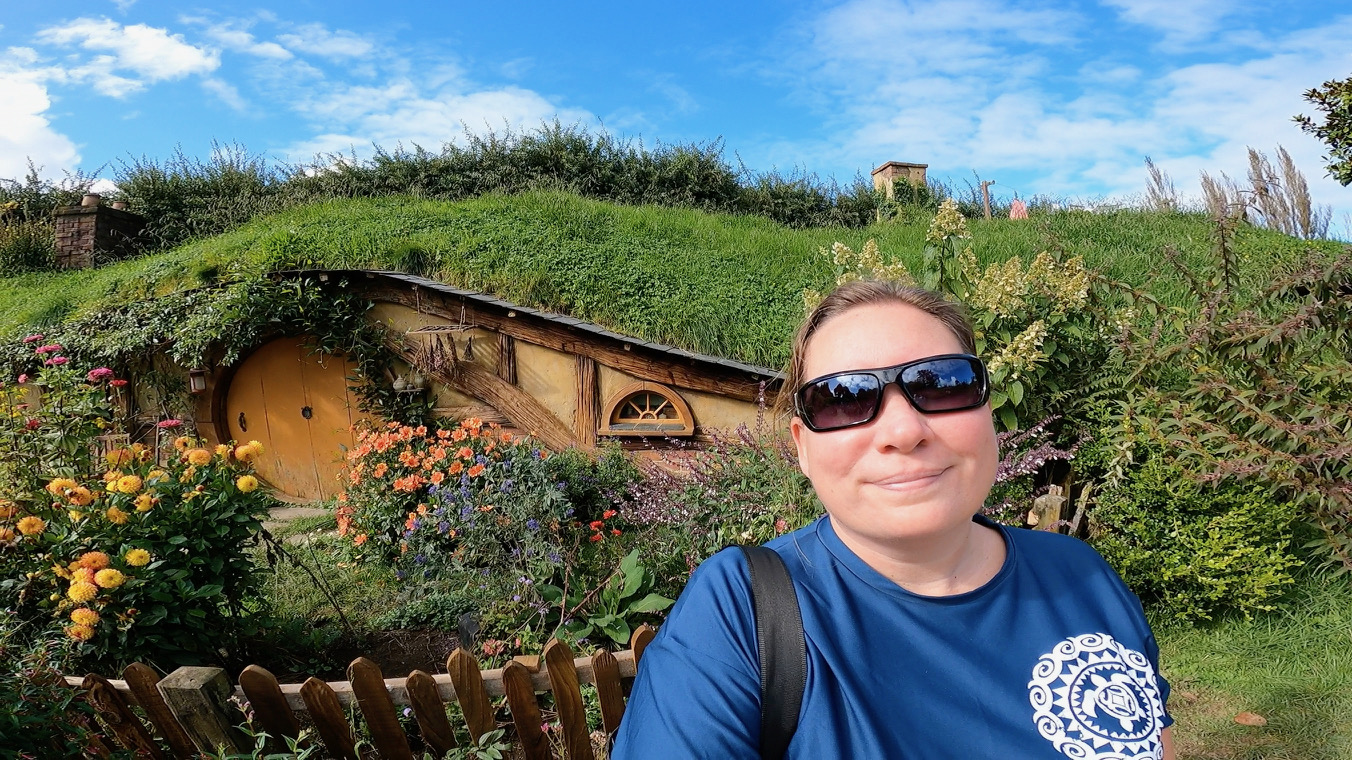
[794,353,990,432]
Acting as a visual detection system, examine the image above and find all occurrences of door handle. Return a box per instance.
[301,406,313,420]
[238,412,247,432]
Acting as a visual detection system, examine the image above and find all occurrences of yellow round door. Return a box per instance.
[225,336,362,501]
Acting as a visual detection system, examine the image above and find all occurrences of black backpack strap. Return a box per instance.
[739,545,806,760]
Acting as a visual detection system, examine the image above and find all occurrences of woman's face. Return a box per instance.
[790,301,998,550]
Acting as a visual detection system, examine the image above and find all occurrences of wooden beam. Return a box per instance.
[368,284,775,403]
[388,339,587,454]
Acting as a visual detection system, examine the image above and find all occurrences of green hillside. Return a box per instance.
[0,191,1339,368]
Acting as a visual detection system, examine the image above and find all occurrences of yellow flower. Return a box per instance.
[93,569,125,589]
[77,551,110,570]
[67,510,85,522]
[247,440,263,455]
[70,607,100,626]
[103,471,121,483]
[124,548,151,567]
[134,493,154,512]
[66,623,96,642]
[68,581,98,602]
[116,475,143,494]
[215,444,233,460]
[106,448,135,468]
[46,478,78,496]
[186,448,212,466]
[146,469,166,482]
[179,466,197,482]
[173,436,192,451]
[0,527,14,543]
[67,486,94,506]
[16,516,45,536]
[105,506,129,525]
[236,475,259,493]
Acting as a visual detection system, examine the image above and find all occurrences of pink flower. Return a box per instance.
[25,418,40,430]
[109,379,128,388]
[44,357,69,367]
[16,374,28,384]
[86,367,114,382]
[34,344,62,354]
[21,334,43,344]
[156,419,183,429]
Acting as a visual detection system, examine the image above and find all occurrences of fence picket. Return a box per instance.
[122,663,198,759]
[81,673,164,759]
[448,648,496,743]
[589,649,625,746]
[299,676,359,760]
[238,665,303,750]
[503,661,553,760]
[544,640,594,760]
[349,657,414,760]
[406,669,458,759]
[630,625,655,666]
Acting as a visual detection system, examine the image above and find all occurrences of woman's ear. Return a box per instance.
[789,416,812,480]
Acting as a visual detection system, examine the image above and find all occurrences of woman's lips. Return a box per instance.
[870,468,948,489]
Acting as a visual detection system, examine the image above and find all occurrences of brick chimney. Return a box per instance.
[52,194,146,269]
[871,161,929,200]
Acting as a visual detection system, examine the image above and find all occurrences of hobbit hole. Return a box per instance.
[600,382,695,437]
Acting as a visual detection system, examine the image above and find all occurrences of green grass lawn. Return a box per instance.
[1,192,1341,368]
[1158,569,1352,760]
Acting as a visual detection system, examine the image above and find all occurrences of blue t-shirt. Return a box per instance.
[613,515,1172,759]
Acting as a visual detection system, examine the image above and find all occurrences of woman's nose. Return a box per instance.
[873,383,932,452]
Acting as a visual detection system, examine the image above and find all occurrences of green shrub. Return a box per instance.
[0,219,55,274]
[1089,454,1300,622]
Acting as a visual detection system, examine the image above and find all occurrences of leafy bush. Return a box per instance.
[1089,454,1300,622]
[0,345,273,668]
[0,219,55,274]
[0,627,109,759]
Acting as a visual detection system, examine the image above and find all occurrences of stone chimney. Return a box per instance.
[52,194,146,269]
[871,161,929,200]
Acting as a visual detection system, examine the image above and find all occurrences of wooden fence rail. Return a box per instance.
[64,625,656,760]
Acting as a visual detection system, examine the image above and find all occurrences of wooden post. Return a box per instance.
[1027,485,1067,531]
[497,333,517,385]
[155,667,249,755]
[981,180,995,220]
[576,355,599,449]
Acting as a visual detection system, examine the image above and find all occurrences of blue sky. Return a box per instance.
[3,0,1352,233]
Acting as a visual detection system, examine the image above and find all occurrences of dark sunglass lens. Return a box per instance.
[903,358,983,411]
[802,374,882,429]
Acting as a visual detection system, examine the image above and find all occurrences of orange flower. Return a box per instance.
[414,425,428,437]
[500,431,514,443]
[78,551,111,570]
[611,529,622,536]
[373,463,389,478]
[451,429,467,442]
[602,510,617,519]
[66,624,96,642]
[430,471,445,486]
[448,461,464,475]
[589,520,605,530]
[436,429,452,440]
[186,448,212,466]
[106,506,130,524]
[354,533,368,546]
[67,486,93,506]
[467,464,485,478]
[456,446,473,460]
[16,516,45,536]
[589,534,603,542]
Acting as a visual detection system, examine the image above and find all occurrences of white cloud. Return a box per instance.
[277,24,375,60]
[282,78,595,161]
[0,52,80,181]
[202,78,248,111]
[36,17,218,93]
[1100,0,1242,47]
[201,24,292,60]
[110,0,136,12]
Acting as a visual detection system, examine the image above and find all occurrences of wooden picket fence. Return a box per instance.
[64,626,655,760]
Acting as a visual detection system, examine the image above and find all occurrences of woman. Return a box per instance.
[612,280,1174,759]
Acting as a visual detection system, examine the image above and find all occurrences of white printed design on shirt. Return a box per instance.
[1028,632,1165,760]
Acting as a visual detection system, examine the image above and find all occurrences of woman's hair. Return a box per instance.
[776,280,977,419]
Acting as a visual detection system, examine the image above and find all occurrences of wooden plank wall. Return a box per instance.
[68,627,656,760]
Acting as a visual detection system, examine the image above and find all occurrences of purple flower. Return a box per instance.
[500,479,514,493]
[21,334,43,344]
[395,570,406,580]
[526,519,539,532]
[438,521,450,534]
[512,594,521,602]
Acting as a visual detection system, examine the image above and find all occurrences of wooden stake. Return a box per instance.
[155,667,248,755]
